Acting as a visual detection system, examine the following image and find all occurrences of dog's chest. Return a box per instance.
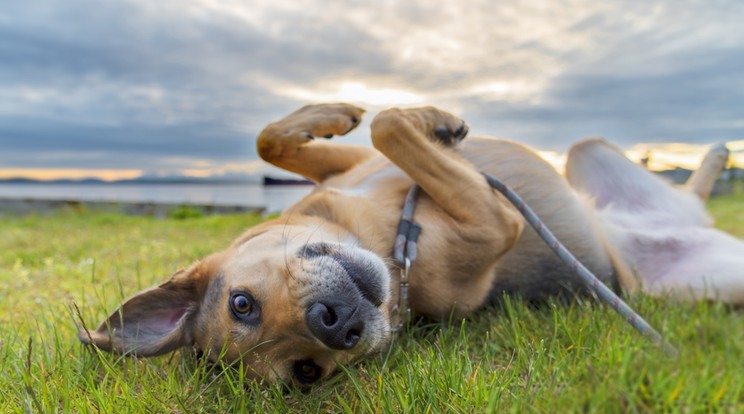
[324,158,411,199]
[291,159,413,257]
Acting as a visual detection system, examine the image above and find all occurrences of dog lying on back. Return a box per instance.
[80,104,744,385]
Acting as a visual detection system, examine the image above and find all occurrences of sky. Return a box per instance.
[1,0,743,180]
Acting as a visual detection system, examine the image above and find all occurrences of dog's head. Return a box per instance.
[79,219,394,385]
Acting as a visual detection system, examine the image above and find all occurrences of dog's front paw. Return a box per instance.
[372,106,469,147]
[280,103,366,140]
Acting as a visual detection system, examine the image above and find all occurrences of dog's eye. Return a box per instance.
[228,291,260,324]
[231,294,252,314]
[292,359,322,385]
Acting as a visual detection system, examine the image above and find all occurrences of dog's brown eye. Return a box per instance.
[292,359,322,384]
[232,294,252,314]
[228,291,260,325]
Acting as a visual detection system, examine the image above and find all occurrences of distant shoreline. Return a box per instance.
[0,174,317,186]
[0,197,264,217]
[0,182,314,215]
[0,178,263,185]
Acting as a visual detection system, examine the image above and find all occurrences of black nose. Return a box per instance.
[306,300,364,350]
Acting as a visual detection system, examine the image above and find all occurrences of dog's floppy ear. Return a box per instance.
[79,261,213,357]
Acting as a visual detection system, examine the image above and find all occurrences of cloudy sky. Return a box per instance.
[1,0,743,179]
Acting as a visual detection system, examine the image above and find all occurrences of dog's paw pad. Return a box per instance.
[288,103,366,140]
[434,121,469,146]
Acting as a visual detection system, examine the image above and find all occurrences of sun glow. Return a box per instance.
[538,140,744,174]
[0,169,143,181]
[627,140,744,171]
[536,151,567,173]
[277,81,424,107]
[0,160,270,181]
[467,81,543,102]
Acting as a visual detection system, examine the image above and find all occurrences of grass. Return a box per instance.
[1,197,743,413]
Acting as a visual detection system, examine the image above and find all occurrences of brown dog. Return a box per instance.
[80,103,744,385]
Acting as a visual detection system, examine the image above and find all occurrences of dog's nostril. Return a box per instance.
[345,329,361,347]
[321,306,337,327]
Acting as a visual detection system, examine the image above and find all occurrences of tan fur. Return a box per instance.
[81,103,740,385]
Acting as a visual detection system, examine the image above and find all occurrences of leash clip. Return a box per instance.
[399,257,412,328]
[392,185,421,334]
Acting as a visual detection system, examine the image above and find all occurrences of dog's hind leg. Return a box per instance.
[566,138,744,304]
[684,143,730,201]
[565,138,710,223]
[257,103,376,183]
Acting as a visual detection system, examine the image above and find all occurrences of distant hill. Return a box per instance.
[656,167,693,184]
[656,167,744,184]
[0,177,43,184]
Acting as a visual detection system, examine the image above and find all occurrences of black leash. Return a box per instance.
[392,173,678,356]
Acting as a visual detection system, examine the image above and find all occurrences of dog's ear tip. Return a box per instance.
[77,329,92,344]
[77,328,111,349]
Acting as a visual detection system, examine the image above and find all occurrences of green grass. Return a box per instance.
[1,197,743,413]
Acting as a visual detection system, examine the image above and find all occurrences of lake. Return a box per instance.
[0,183,315,213]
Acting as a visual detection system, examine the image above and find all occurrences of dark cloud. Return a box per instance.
[0,115,255,167]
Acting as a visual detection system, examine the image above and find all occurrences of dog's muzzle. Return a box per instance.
[298,242,391,351]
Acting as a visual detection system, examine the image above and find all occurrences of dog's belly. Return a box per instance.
[459,138,618,303]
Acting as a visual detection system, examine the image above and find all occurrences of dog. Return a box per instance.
[79,103,744,385]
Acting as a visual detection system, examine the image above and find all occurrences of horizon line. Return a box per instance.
[2,141,742,181]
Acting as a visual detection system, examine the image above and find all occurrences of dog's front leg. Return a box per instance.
[257,103,376,183]
[371,107,524,259]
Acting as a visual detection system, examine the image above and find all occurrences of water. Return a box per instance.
[0,183,315,213]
